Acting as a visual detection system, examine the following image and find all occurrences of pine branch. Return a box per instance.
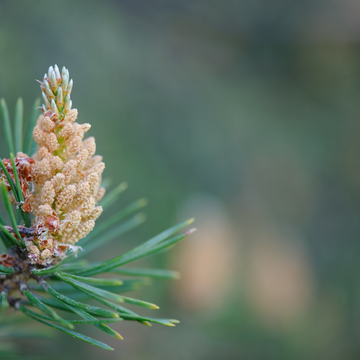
[0,64,196,352]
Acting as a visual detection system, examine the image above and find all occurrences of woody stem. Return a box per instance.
[4,226,36,236]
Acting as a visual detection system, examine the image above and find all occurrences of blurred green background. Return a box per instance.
[1,0,360,359]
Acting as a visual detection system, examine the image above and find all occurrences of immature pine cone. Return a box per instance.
[24,65,105,265]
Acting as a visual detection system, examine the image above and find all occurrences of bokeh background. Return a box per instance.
[1,0,360,359]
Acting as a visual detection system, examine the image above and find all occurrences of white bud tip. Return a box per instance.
[68,79,73,92]
[51,99,57,113]
[62,74,69,91]
[54,65,61,79]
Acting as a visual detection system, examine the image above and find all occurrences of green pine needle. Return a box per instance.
[98,181,128,210]
[60,303,123,340]
[55,273,159,309]
[0,99,15,155]
[24,98,40,155]
[110,268,181,279]
[10,153,31,227]
[20,284,73,329]
[0,159,20,203]
[55,272,123,286]
[39,280,120,319]
[76,221,196,277]
[0,182,24,247]
[18,305,114,351]
[0,265,15,274]
[14,98,23,154]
